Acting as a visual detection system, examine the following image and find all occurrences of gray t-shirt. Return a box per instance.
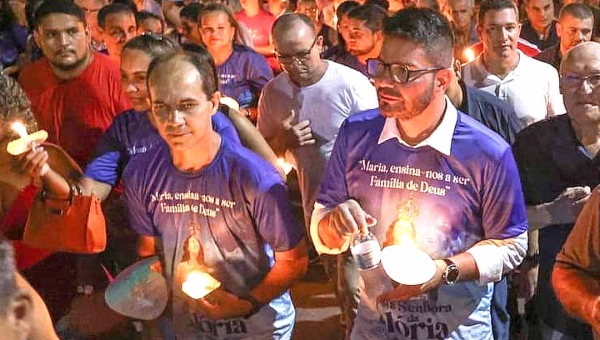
[257,60,378,227]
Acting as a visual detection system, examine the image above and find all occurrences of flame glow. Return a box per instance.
[11,122,29,140]
[181,270,221,300]
[463,48,476,63]
[277,158,293,175]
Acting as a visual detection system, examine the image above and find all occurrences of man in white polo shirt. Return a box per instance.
[462,0,565,127]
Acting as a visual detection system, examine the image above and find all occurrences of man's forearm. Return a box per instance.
[526,204,551,230]
[248,239,308,305]
[41,169,71,199]
[264,135,287,157]
[553,264,600,326]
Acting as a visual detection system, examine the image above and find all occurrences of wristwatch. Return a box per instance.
[240,294,262,317]
[442,259,460,285]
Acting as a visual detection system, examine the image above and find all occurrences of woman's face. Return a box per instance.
[200,11,235,53]
[120,48,153,112]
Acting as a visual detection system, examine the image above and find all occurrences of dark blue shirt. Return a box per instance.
[324,47,368,78]
[460,82,524,144]
[512,114,596,338]
[520,20,559,51]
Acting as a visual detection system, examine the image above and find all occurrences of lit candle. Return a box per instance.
[6,122,48,156]
[463,48,476,63]
[381,195,437,285]
[182,270,221,300]
[277,158,293,176]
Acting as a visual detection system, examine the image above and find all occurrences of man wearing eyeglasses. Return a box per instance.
[257,13,378,339]
[461,0,565,127]
[310,7,528,340]
[512,42,600,340]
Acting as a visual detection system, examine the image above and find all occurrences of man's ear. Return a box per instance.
[476,24,483,39]
[435,68,454,94]
[33,29,41,49]
[210,91,222,116]
[6,291,33,340]
[556,21,563,38]
[453,59,462,81]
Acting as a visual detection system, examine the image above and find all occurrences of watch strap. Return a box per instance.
[240,294,262,317]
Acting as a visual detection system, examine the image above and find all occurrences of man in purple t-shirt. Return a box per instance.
[123,51,308,339]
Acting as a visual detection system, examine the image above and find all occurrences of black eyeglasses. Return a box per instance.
[275,36,319,64]
[366,58,445,84]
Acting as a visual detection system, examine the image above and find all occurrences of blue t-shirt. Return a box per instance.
[123,138,304,340]
[317,108,527,339]
[218,45,273,109]
[84,109,240,186]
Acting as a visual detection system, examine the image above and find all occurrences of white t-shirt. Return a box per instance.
[462,50,565,126]
[257,60,378,227]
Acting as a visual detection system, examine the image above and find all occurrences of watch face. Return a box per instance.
[445,264,459,284]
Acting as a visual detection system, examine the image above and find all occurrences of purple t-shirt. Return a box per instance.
[317,109,527,339]
[218,45,273,109]
[84,110,240,186]
[123,138,304,339]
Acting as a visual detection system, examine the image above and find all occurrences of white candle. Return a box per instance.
[6,122,48,156]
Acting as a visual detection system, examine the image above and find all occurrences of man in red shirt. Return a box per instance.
[19,0,130,167]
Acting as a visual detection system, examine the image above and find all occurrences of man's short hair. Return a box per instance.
[364,0,390,10]
[135,10,164,28]
[97,3,135,29]
[0,238,17,316]
[272,13,316,38]
[347,4,389,33]
[448,0,475,9]
[33,0,86,30]
[477,0,518,25]
[337,1,360,19]
[559,3,593,21]
[148,50,218,100]
[180,3,204,23]
[383,7,454,68]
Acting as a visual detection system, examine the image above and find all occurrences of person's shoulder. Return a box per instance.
[258,9,276,21]
[342,108,385,134]
[520,51,558,75]
[466,85,514,114]
[220,140,282,186]
[457,111,510,154]
[111,109,150,130]
[535,45,558,63]
[515,114,569,145]
[18,58,51,86]
[326,60,371,85]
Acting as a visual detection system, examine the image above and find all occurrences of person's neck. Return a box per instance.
[171,132,222,172]
[446,81,464,110]
[356,45,380,65]
[268,3,284,16]
[51,50,93,80]
[293,60,328,87]
[531,22,550,39]
[395,97,446,146]
[244,5,260,17]
[481,51,519,80]
[210,45,234,66]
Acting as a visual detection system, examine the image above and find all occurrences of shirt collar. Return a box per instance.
[377,96,458,156]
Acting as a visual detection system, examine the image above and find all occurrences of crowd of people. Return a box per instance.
[2,0,600,338]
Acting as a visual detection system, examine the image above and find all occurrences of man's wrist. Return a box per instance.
[239,294,262,316]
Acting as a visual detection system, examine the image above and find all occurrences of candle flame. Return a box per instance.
[182,270,221,300]
[11,122,29,140]
[463,48,476,63]
[277,158,293,175]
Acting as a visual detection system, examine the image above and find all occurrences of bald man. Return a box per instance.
[512,41,600,339]
[257,13,378,338]
[550,42,600,339]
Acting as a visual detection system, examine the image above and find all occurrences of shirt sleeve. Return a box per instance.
[466,148,529,284]
[546,67,566,117]
[212,111,241,145]
[309,121,352,255]
[348,76,379,114]
[123,175,159,237]
[253,180,305,252]
[83,121,126,186]
[555,186,600,276]
[256,84,279,140]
